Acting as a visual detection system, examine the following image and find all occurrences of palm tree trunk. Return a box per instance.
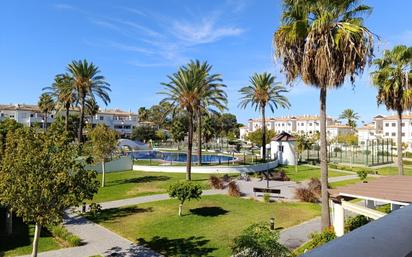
[397,110,404,175]
[186,111,193,180]
[65,104,70,132]
[197,113,202,166]
[261,106,266,162]
[319,87,330,229]
[31,223,41,257]
[78,97,85,142]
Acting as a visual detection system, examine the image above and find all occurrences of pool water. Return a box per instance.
[128,151,235,163]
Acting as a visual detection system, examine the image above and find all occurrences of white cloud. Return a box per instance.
[172,18,244,45]
[54,3,75,10]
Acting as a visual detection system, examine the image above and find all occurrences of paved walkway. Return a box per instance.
[279,217,321,249]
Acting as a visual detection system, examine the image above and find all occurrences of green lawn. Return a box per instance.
[93,170,214,203]
[329,177,376,189]
[277,165,347,182]
[88,195,320,257]
[0,223,61,257]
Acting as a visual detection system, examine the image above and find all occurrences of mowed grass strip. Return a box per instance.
[278,165,347,182]
[93,170,213,203]
[88,195,321,257]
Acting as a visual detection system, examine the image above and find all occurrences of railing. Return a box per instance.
[302,204,412,257]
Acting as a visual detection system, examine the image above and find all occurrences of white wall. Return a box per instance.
[270,141,296,165]
[133,160,278,174]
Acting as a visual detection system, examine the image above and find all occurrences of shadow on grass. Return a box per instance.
[0,219,53,254]
[137,236,216,257]
[115,176,171,185]
[189,207,228,217]
[88,206,153,223]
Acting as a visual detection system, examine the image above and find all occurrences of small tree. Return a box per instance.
[167,181,202,216]
[246,128,276,147]
[131,125,157,143]
[231,222,290,257]
[88,124,119,187]
[0,128,98,257]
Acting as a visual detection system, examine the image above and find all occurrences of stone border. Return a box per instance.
[133,159,279,174]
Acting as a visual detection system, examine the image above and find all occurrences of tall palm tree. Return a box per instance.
[67,60,111,142]
[274,0,374,229]
[186,60,227,166]
[160,61,226,180]
[339,109,360,128]
[239,73,290,161]
[43,74,76,132]
[371,45,412,175]
[38,93,55,131]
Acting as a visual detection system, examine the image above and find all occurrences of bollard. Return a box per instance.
[270,217,275,230]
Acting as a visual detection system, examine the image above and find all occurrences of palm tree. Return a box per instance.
[67,60,111,142]
[339,109,360,128]
[85,98,100,124]
[160,61,226,180]
[239,73,290,161]
[186,60,227,166]
[138,107,149,122]
[38,93,55,131]
[294,133,311,172]
[274,0,374,229]
[371,45,412,175]
[43,74,76,132]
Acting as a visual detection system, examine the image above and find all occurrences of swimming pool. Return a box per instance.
[128,151,235,163]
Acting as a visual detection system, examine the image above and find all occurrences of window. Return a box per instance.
[278,145,284,152]
[402,132,406,137]
[30,114,34,117]
[385,123,389,127]
[282,123,285,127]
[99,116,104,121]
[385,132,389,136]
[391,132,396,136]
[392,123,396,127]
[301,123,304,126]
[402,122,405,127]
[309,123,312,126]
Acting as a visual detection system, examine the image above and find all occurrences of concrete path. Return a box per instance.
[279,217,321,249]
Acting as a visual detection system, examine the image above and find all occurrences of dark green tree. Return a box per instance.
[131,125,157,143]
[0,128,99,257]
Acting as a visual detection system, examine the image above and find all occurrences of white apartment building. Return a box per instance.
[247,115,336,136]
[326,124,353,139]
[0,104,139,137]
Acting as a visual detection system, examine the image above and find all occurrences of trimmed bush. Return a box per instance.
[209,175,224,189]
[228,181,241,197]
[356,170,368,182]
[305,227,336,251]
[89,202,102,218]
[307,177,321,196]
[295,187,318,203]
[48,225,82,246]
[263,193,271,203]
[222,174,231,183]
[273,170,290,181]
[345,215,369,233]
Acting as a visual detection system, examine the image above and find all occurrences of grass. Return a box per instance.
[0,223,61,257]
[330,163,412,176]
[276,165,347,182]
[87,195,320,257]
[93,170,215,203]
[329,178,376,189]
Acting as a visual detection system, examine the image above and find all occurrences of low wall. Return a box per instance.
[86,156,133,173]
[133,159,278,174]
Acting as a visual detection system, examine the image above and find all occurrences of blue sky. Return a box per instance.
[1,0,412,125]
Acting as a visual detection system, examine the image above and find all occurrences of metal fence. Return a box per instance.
[301,138,394,166]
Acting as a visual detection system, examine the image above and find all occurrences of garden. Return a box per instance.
[87,194,320,257]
